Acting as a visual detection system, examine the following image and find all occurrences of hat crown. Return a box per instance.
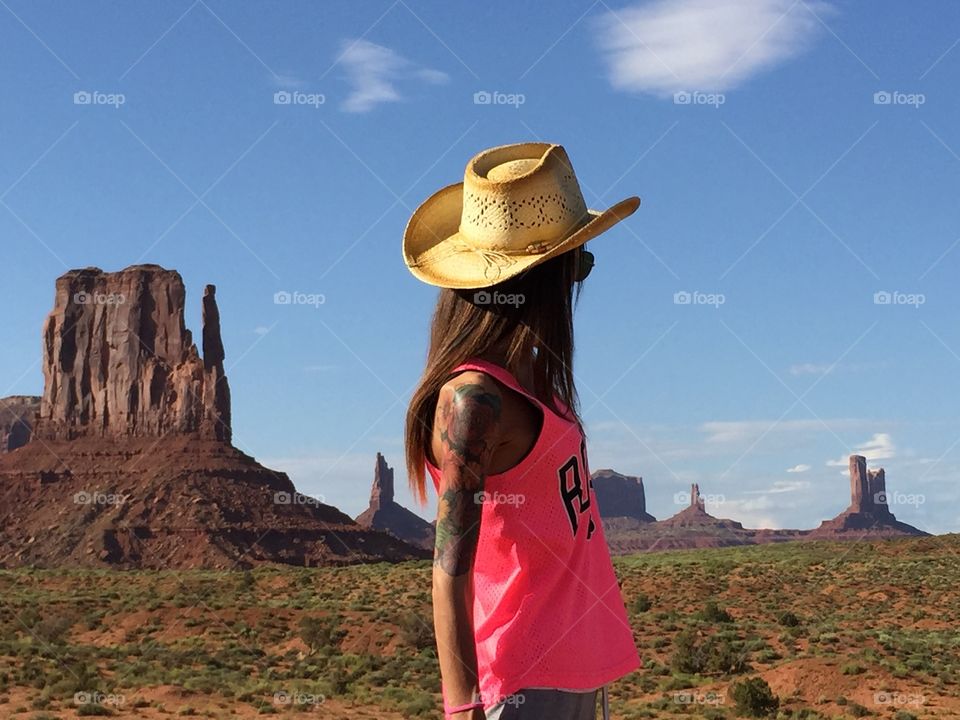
[459,143,590,253]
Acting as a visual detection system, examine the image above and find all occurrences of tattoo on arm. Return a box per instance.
[434,382,502,576]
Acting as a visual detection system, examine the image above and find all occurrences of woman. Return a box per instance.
[403,142,641,720]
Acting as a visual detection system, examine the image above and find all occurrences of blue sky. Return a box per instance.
[2,0,959,533]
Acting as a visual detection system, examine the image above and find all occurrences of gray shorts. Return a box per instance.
[484,687,604,720]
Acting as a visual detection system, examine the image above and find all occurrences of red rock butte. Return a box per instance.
[35,266,231,442]
[591,468,656,523]
[810,454,925,537]
[0,265,429,569]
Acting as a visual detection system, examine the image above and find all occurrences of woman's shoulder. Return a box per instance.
[441,367,500,389]
[436,369,505,411]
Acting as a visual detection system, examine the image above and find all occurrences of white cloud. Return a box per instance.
[786,464,811,473]
[585,417,875,475]
[339,39,449,113]
[303,364,337,372]
[788,361,887,376]
[826,432,896,468]
[700,418,864,445]
[272,74,306,89]
[789,363,835,376]
[253,326,270,336]
[711,495,782,528]
[594,0,829,96]
[743,479,810,494]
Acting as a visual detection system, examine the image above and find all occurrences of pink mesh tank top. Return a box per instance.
[425,358,640,708]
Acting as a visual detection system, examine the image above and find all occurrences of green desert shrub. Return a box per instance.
[399,610,435,650]
[699,600,733,623]
[847,702,870,717]
[777,611,801,627]
[731,677,779,717]
[671,629,747,675]
[632,593,652,613]
[298,616,345,655]
[76,704,113,716]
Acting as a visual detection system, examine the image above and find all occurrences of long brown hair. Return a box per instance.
[405,249,584,505]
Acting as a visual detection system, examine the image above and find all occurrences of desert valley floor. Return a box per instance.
[0,534,957,719]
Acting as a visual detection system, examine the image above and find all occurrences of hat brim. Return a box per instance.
[403,183,641,289]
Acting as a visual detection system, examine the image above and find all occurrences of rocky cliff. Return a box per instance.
[355,452,435,551]
[35,266,231,442]
[0,265,428,569]
[0,396,40,453]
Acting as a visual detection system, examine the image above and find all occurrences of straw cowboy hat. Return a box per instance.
[403,142,640,289]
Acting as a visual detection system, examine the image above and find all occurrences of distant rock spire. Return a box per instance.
[849,455,870,512]
[201,284,231,442]
[690,483,705,511]
[356,452,434,550]
[370,451,395,507]
[867,468,891,515]
[202,284,225,369]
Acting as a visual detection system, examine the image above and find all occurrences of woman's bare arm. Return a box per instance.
[432,374,502,719]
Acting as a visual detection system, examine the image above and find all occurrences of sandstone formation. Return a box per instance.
[0,265,429,569]
[847,455,892,516]
[811,455,925,537]
[578,455,930,554]
[0,396,40,453]
[591,468,656,522]
[660,483,744,529]
[36,266,231,442]
[355,452,435,551]
[602,458,926,555]
[601,481,806,554]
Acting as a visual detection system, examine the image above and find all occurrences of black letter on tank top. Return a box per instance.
[582,437,596,540]
[559,456,584,535]
[558,438,593,538]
